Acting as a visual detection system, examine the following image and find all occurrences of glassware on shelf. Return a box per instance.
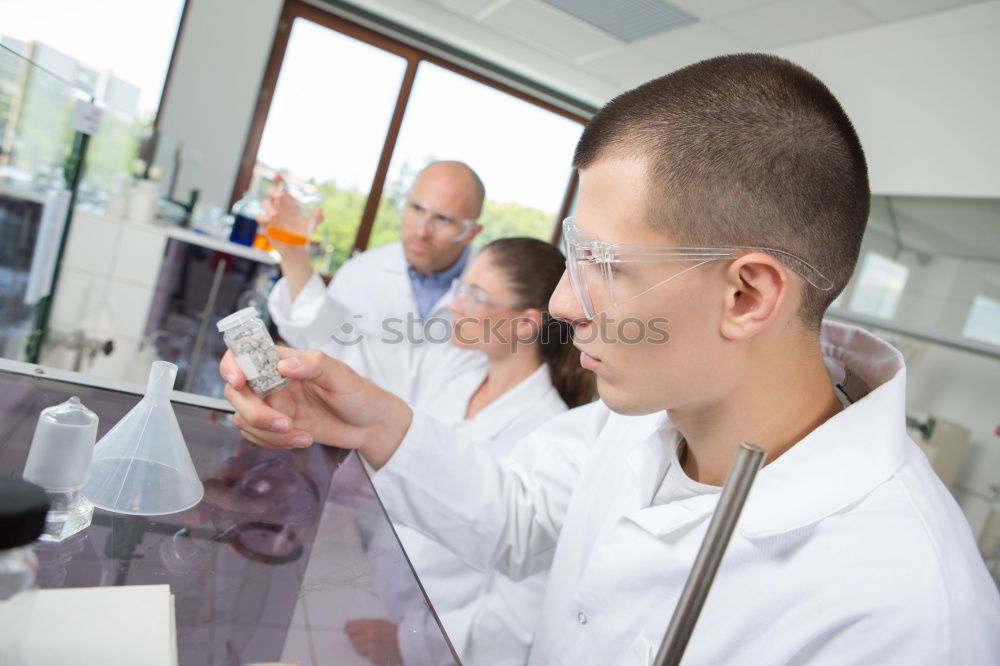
[230,192,264,247]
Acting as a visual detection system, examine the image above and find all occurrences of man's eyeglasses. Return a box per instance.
[403,199,476,242]
[563,217,833,320]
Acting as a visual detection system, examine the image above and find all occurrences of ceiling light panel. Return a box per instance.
[541,0,698,42]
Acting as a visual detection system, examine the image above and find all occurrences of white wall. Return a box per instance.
[156,0,283,209]
[44,212,168,385]
[773,1,1000,198]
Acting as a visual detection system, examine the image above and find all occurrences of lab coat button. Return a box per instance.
[577,611,588,625]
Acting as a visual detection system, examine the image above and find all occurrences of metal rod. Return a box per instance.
[25,129,91,363]
[653,442,767,666]
[184,256,227,392]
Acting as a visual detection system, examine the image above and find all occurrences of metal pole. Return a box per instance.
[25,129,90,363]
[653,442,767,666]
[184,255,227,392]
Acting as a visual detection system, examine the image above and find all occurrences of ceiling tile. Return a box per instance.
[578,46,667,87]
[482,0,622,61]
[850,0,983,23]
[714,0,879,48]
[429,0,505,19]
[631,21,752,61]
[669,0,776,20]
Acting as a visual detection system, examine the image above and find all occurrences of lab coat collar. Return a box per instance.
[472,364,559,423]
[381,241,408,275]
[623,322,910,540]
[738,321,909,538]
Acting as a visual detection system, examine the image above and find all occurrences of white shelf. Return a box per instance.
[165,226,277,265]
[0,182,48,204]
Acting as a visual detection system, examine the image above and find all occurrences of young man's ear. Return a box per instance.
[719,254,790,341]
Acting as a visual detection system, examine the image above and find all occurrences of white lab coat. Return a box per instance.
[376,321,1000,665]
[272,274,567,664]
[377,363,568,665]
[269,240,463,347]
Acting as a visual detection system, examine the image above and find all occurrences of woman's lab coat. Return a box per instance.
[376,322,1000,665]
[272,275,567,664]
[269,240,461,346]
[387,363,568,665]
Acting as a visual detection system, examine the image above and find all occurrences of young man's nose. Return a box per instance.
[549,271,587,324]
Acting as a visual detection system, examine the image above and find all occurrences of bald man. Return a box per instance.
[267,161,486,348]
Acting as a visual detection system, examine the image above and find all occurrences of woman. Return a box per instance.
[227,236,595,665]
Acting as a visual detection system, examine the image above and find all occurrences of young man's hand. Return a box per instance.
[220,347,412,468]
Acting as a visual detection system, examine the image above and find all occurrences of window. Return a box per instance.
[1,0,185,203]
[962,295,1000,346]
[848,251,909,319]
[251,17,408,274]
[236,1,585,273]
[1,1,183,361]
[367,62,582,250]
[2,0,182,117]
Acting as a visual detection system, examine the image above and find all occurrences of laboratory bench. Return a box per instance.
[0,360,459,666]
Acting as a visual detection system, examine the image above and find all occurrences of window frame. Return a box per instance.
[153,0,190,131]
[232,0,587,258]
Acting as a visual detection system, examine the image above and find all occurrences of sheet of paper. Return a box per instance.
[0,584,177,666]
[70,100,103,136]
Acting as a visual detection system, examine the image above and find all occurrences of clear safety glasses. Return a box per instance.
[451,279,522,314]
[402,198,476,242]
[563,217,833,320]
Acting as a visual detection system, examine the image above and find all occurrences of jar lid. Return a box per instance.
[0,477,49,549]
[41,395,98,427]
[217,306,259,333]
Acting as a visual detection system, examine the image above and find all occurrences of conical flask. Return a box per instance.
[82,361,204,515]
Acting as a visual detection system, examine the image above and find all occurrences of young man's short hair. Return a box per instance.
[573,53,870,328]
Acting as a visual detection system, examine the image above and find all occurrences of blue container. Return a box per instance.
[229,213,258,247]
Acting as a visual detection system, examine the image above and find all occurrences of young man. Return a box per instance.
[223,54,1000,664]
[266,160,485,343]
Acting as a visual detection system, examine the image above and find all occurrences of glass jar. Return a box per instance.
[229,191,263,247]
[217,307,289,397]
[22,396,98,542]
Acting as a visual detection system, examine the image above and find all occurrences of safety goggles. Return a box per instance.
[402,198,476,242]
[563,217,833,320]
[451,279,522,314]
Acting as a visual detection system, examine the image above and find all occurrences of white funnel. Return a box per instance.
[82,362,204,515]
